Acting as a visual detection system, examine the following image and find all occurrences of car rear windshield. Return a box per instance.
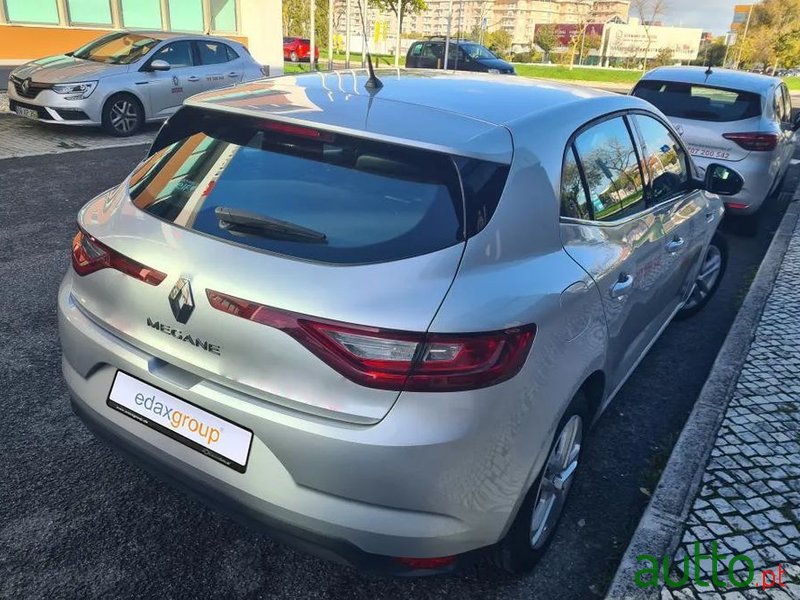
[130,107,509,265]
[632,80,762,122]
[72,32,159,65]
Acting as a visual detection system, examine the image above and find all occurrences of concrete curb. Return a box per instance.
[605,194,800,599]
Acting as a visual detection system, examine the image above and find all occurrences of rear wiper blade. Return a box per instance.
[215,206,327,243]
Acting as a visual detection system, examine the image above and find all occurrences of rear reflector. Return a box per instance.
[722,132,779,152]
[393,556,457,569]
[206,289,536,392]
[725,202,749,210]
[71,229,166,286]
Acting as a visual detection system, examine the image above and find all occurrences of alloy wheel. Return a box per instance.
[683,244,723,312]
[530,414,583,549]
[109,99,139,135]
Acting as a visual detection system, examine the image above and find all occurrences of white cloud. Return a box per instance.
[654,0,737,34]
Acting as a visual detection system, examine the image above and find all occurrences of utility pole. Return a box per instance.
[443,0,453,69]
[345,0,351,67]
[735,4,754,70]
[395,0,403,66]
[310,0,316,71]
[328,0,334,69]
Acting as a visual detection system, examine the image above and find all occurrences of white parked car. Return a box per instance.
[8,31,267,137]
[632,67,797,216]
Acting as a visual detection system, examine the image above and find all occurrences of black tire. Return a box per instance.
[290,51,298,62]
[492,392,588,574]
[676,231,728,319]
[102,93,144,137]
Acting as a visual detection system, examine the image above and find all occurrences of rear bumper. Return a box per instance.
[58,272,546,571]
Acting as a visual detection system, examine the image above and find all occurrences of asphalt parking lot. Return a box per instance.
[0,130,797,598]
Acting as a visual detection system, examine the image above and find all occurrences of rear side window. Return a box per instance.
[197,41,233,65]
[571,117,645,222]
[134,108,509,264]
[633,80,762,122]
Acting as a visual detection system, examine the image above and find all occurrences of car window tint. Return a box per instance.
[632,115,689,204]
[137,108,509,264]
[573,117,645,222]
[225,44,239,61]
[561,145,591,220]
[197,41,231,65]
[633,80,762,122]
[410,42,423,56]
[153,41,194,68]
[780,85,792,123]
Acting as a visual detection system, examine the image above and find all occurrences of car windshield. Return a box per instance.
[72,33,160,65]
[131,107,509,264]
[632,80,763,122]
[461,43,497,60]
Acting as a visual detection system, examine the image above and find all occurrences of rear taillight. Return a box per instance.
[71,229,166,286]
[206,290,536,392]
[722,132,779,151]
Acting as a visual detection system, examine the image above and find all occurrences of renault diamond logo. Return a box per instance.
[169,278,195,324]
[21,78,32,95]
[172,75,179,87]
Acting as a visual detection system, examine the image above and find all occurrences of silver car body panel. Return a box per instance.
[59,70,723,561]
[636,66,795,214]
[7,32,263,127]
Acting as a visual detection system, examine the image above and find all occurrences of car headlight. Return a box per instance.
[487,68,500,74]
[52,81,97,99]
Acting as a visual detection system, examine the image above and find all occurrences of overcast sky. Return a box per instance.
[656,0,738,34]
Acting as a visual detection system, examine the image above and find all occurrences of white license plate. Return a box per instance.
[15,106,39,120]
[107,371,253,473]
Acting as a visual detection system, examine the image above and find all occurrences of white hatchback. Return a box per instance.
[633,66,797,216]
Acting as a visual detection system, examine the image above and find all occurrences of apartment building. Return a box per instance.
[336,0,630,47]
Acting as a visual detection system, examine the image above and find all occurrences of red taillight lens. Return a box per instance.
[71,229,166,286]
[393,556,457,569]
[260,120,334,142]
[206,289,536,392]
[722,132,779,151]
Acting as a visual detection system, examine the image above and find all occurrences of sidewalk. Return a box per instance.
[608,199,800,599]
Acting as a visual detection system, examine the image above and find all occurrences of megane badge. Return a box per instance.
[169,277,195,324]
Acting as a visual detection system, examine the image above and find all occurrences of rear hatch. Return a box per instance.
[632,79,765,163]
[71,106,511,423]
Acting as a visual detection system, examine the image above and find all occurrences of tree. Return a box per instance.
[749,0,800,70]
[691,36,727,67]
[486,29,512,58]
[650,46,674,68]
[368,0,427,33]
[534,24,558,62]
[283,0,330,47]
[631,0,669,70]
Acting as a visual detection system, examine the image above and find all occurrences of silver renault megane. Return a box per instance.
[59,69,742,575]
[8,31,266,137]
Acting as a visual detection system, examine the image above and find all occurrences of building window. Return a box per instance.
[169,0,204,32]
[67,0,112,25]
[211,0,237,32]
[120,0,162,29]
[5,0,60,23]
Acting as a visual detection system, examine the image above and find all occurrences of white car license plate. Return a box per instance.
[15,106,39,120]
[107,371,253,473]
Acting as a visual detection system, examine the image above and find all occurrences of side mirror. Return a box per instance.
[148,59,171,72]
[704,163,744,196]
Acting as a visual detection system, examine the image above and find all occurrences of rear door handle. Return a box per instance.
[187,76,200,82]
[610,273,634,299]
[666,236,685,253]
